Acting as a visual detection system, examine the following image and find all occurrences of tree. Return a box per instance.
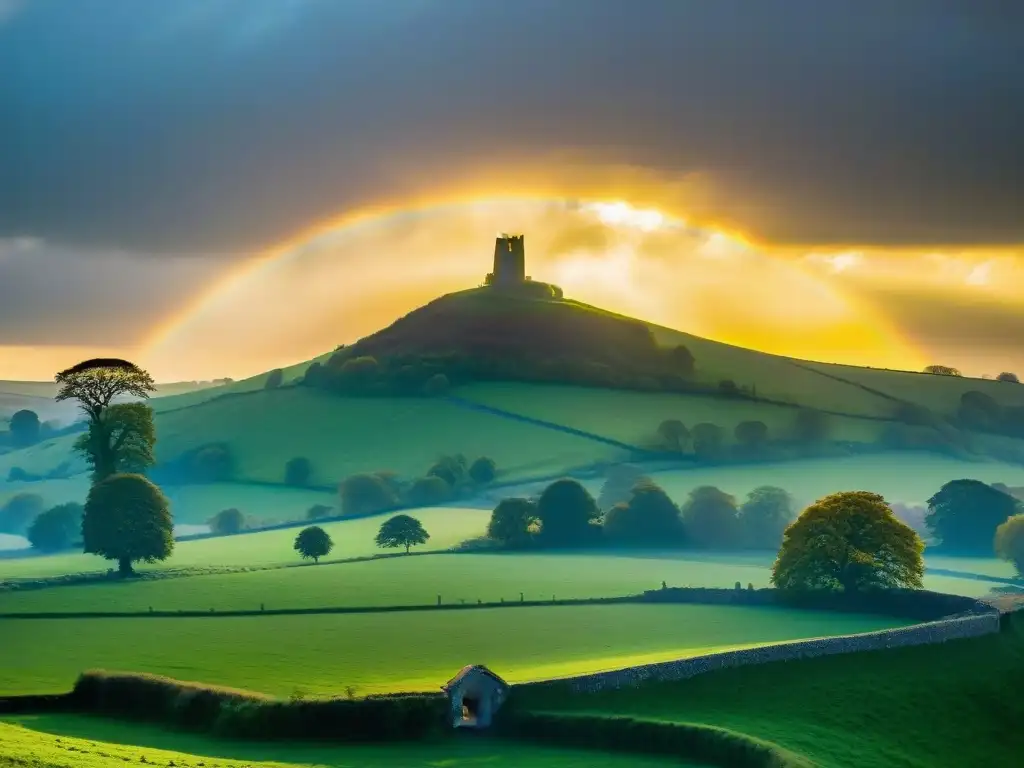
[306,504,333,521]
[375,514,429,554]
[208,508,245,536]
[468,456,497,485]
[487,497,538,548]
[9,409,40,447]
[734,421,769,453]
[0,493,45,535]
[997,372,1020,384]
[294,525,333,564]
[995,516,1024,577]
[27,502,83,552]
[83,473,173,577]
[691,423,725,461]
[794,408,830,443]
[74,402,156,483]
[668,345,695,376]
[922,365,962,377]
[597,464,649,512]
[926,479,1021,554]
[771,491,924,593]
[681,486,741,549]
[957,391,1002,431]
[264,368,284,389]
[738,486,795,550]
[284,456,313,487]
[179,443,236,483]
[55,358,156,424]
[337,356,380,393]
[339,473,400,516]
[656,419,690,452]
[536,478,601,547]
[406,475,452,506]
[603,480,686,547]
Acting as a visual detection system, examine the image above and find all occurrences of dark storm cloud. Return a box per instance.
[0,239,227,345]
[0,0,1022,254]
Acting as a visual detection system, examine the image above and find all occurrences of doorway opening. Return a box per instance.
[461,696,480,726]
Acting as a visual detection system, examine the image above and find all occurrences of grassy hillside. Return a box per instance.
[0,506,486,579]
[521,611,1024,768]
[0,550,1012,614]
[0,715,687,768]
[0,604,909,696]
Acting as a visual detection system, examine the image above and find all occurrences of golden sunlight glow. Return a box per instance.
[135,197,942,382]
[583,201,667,232]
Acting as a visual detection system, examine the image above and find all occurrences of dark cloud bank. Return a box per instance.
[1,0,1022,254]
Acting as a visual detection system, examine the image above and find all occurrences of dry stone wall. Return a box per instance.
[518,609,1000,694]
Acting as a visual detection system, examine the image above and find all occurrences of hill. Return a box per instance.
[2,288,1023,511]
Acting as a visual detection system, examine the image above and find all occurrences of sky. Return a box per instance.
[0,0,1022,382]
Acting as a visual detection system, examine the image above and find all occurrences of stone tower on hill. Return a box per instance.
[491,234,526,287]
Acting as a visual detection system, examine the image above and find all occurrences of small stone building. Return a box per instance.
[441,665,510,729]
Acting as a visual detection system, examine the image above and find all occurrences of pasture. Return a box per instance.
[521,612,1024,768]
[457,382,884,446]
[0,507,488,579]
[0,715,693,768]
[0,550,1013,614]
[0,603,911,697]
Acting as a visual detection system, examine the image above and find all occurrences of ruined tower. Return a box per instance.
[491,234,526,287]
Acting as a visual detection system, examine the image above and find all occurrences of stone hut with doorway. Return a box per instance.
[441,665,509,729]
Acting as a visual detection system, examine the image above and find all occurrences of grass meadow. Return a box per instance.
[0,603,911,697]
[0,506,487,579]
[0,549,1014,614]
[521,612,1024,768]
[0,715,697,768]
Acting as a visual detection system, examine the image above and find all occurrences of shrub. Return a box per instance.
[406,475,452,507]
[668,345,695,376]
[468,456,497,485]
[375,514,429,554]
[294,526,333,563]
[173,443,236,483]
[603,479,686,547]
[681,486,741,549]
[536,478,601,547]
[302,361,326,387]
[997,372,1020,383]
[284,456,313,487]
[83,473,173,577]
[487,497,538,548]
[717,379,739,397]
[264,368,284,389]
[306,504,333,521]
[26,502,84,552]
[772,490,924,592]
[208,508,246,536]
[336,356,380,393]
[0,492,45,535]
[995,515,1024,576]
[339,473,400,516]
[923,365,962,376]
[422,373,451,397]
[6,466,37,482]
[69,671,446,741]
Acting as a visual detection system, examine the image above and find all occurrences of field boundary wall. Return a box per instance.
[517,601,1000,693]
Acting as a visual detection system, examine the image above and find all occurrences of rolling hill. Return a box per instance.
[1,288,1022,515]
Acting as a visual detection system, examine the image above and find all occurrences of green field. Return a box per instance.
[0,550,1013,613]
[0,603,910,696]
[0,715,694,768]
[0,507,487,579]
[459,382,884,446]
[521,612,1024,768]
